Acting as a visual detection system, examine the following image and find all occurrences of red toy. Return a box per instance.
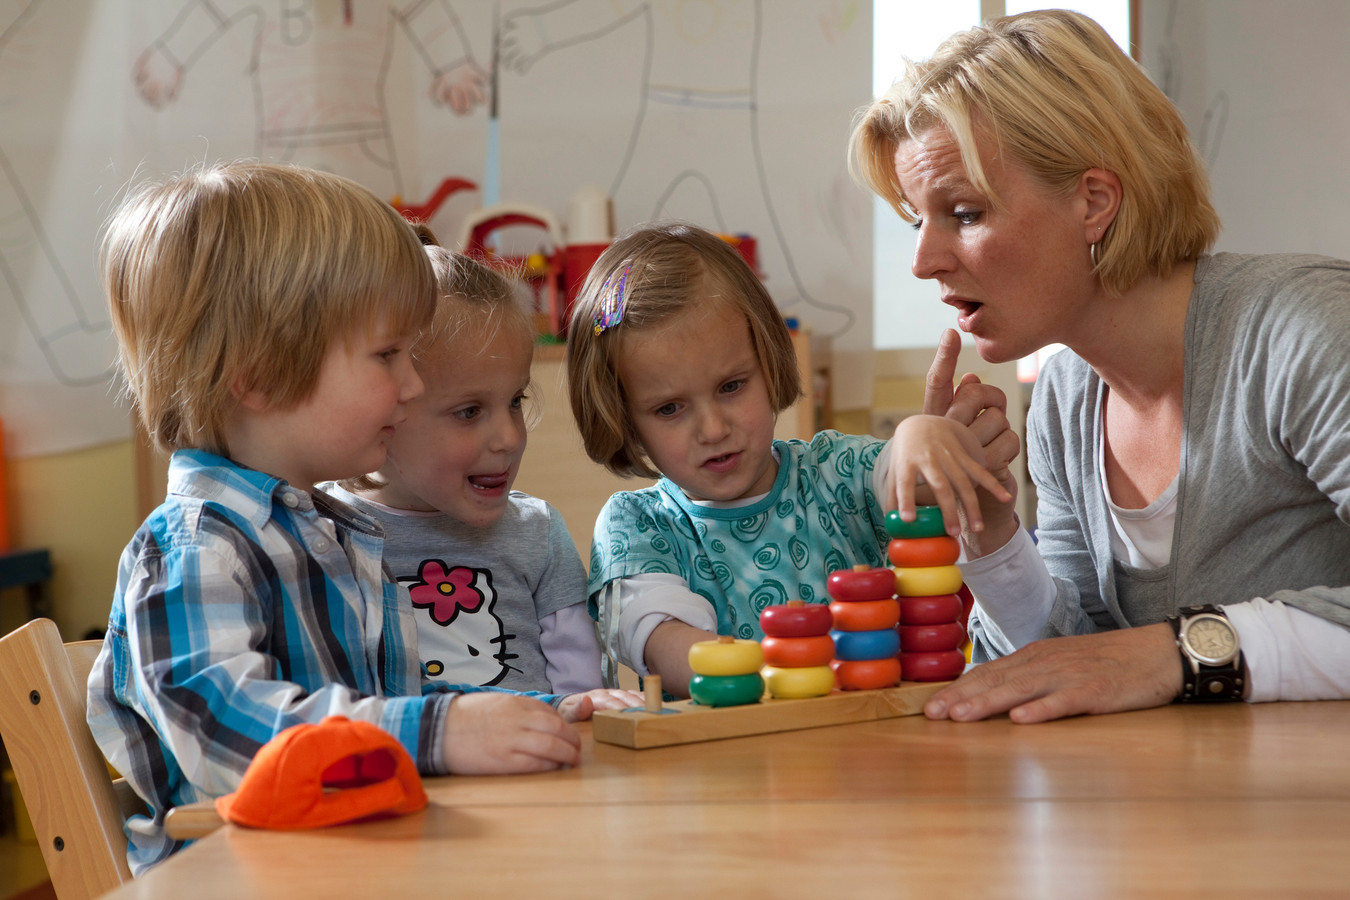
[898,622,968,653]
[899,594,963,625]
[898,651,965,682]
[825,566,895,603]
[759,601,833,638]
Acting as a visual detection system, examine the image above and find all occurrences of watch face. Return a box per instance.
[1182,615,1239,666]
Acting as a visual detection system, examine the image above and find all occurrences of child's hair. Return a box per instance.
[566,221,801,479]
[342,231,536,493]
[102,160,437,456]
[415,238,535,372]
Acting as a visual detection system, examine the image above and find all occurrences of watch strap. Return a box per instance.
[1167,605,1246,703]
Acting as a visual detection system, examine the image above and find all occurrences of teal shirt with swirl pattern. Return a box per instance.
[587,431,890,639]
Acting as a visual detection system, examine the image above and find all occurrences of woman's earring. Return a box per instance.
[1089,241,1100,268]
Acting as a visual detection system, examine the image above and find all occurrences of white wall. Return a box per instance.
[1138,0,1350,260]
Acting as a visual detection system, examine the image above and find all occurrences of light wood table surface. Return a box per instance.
[106,701,1350,899]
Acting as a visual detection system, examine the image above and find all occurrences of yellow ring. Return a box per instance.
[688,638,766,676]
[762,665,836,699]
[893,565,963,597]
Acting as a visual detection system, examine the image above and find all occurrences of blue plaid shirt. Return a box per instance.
[88,450,470,872]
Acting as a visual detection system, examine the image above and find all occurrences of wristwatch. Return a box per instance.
[1166,605,1246,702]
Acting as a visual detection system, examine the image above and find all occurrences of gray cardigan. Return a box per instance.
[972,253,1350,661]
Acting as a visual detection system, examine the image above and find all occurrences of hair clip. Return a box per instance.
[593,265,631,335]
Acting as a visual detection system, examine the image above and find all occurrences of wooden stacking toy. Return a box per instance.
[759,600,835,699]
[687,636,765,707]
[886,507,967,682]
[826,565,902,690]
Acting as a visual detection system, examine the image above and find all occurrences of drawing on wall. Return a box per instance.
[134,0,490,201]
[0,1,868,457]
[0,0,113,386]
[500,0,855,334]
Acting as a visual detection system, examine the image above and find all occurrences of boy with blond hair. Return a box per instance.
[88,161,598,873]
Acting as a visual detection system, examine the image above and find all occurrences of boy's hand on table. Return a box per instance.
[444,693,582,774]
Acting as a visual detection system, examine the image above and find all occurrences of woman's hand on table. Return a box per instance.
[444,692,582,774]
[923,622,1183,723]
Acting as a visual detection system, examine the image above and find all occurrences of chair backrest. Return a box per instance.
[0,618,139,899]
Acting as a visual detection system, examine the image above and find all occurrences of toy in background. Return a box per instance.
[885,509,969,681]
[393,179,615,339]
[394,179,765,340]
[826,566,902,690]
[391,177,478,223]
[760,601,835,699]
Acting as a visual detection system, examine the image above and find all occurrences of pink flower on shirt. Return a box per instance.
[408,560,485,625]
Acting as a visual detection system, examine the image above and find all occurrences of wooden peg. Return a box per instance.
[644,675,663,713]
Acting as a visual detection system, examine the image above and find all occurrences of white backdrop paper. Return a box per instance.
[0,0,873,458]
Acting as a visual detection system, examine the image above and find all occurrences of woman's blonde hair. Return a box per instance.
[566,222,801,479]
[849,9,1219,295]
[102,160,436,456]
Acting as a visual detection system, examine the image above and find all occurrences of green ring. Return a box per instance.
[689,672,765,707]
[885,506,947,539]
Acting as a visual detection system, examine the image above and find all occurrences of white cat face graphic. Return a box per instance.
[402,560,518,686]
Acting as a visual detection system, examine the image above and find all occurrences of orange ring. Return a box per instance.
[828,598,900,632]
[887,535,960,568]
[761,634,836,668]
[833,657,902,691]
[899,622,967,653]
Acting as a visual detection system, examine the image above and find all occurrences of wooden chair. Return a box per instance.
[0,618,141,899]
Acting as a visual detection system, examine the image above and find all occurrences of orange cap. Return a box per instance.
[214,716,427,830]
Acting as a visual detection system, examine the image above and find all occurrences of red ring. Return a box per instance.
[759,603,834,638]
[898,622,967,653]
[826,567,895,602]
[899,650,965,682]
[898,594,963,625]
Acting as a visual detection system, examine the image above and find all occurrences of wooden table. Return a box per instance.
[106,701,1350,899]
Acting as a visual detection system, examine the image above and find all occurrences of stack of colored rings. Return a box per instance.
[826,565,902,690]
[886,507,967,682]
[687,636,765,706]
[759,600,835,699]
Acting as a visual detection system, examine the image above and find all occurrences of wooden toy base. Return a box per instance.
[592,680,948,749]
